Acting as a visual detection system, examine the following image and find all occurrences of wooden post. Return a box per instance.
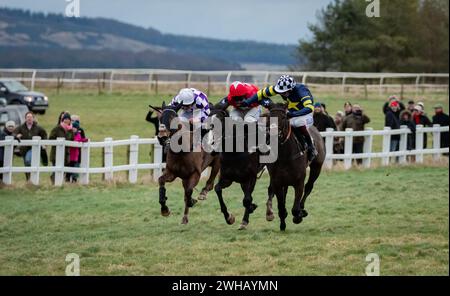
[398,125,408,164]
[432,124,441,161]
[2,136,14,185]
[362,127,373,168]
[79,141,90,185]
[415,125,424,163]
[364,80,368,100]
[381,127,391,166]
[103,137,113,181]
[344,128,353,170]
[154,74,159,95]
[128,135,139,184]
[207,76,211,97]
[30,136,41,185]
[54,137,65,186]
[324,128,334,169]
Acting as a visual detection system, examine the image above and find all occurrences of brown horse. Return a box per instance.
[155,102,220,224]
[265,103,325,231]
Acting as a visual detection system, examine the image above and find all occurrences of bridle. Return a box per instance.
[268,107,292,145]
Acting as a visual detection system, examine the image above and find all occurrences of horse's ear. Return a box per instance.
[162,101,166,109]
[266,101,275,110]
[148,105,162,114]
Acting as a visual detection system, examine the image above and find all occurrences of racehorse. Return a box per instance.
[210,109,266,230]
[153,102,220,224]
[264,103,325,231]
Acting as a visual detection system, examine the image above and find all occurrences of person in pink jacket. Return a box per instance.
[68,121,88,182]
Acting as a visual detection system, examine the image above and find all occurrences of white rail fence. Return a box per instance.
[0,125,448,186]
[0,68,448,96]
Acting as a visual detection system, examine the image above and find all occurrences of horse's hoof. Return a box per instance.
[226,214,235,225]
[301,209,309,218]
[198,193,207,200]
[280,222,286,231]
[293,216,303,224]
[238,221,248,230]
[161,207,171,217]
[181,216,189,224]
[266,213,275,222]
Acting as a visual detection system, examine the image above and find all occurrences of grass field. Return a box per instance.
[0,166,448,275]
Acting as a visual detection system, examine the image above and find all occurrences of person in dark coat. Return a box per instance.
[49,112,74,183]
[344,101,353,117]
[385,101,401,156]
[313,103,336,132]
[382,95,405,118]
[341,104,371,165]
[400,110,416,151]
[432,104,449,155]
[14,112,48,181]
[412,105,432,148]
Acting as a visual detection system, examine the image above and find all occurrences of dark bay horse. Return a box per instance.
[265,103,325,231]
[155,102,220,224]
[210,109,266,230]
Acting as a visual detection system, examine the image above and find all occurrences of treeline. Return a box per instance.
[296,0,449,73]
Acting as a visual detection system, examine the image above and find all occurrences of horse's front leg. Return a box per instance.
[199,157,220,200]
[275,186,288,231]
[158,171,176,217]
[292,178,306,224]
[181,172,200,224]
[239,178,257,230]
[214,177,235,225]
[266,184,275,221]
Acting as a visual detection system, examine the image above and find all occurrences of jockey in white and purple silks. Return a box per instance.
[170,88,210,124]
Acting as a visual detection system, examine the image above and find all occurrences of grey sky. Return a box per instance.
[0,0,333,44]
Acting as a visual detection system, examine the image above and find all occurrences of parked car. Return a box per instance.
[0,79,49,114]
[0,100,29,130]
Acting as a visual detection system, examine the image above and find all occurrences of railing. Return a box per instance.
[321,124,449,169]
[0,68,448,96]
[0,125,448,186]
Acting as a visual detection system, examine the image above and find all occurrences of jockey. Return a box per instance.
[170,88,210,124]
[216,81,261,123]
[242,75,318,161]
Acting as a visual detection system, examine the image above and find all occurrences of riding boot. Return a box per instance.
[293,126,317,162]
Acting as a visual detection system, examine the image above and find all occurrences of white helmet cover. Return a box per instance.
[176,88,195,106]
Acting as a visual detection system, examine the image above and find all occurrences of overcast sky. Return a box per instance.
[0,0,333,44]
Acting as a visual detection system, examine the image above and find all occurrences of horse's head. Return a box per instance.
[155,101,181,146]
[266,102,290,144]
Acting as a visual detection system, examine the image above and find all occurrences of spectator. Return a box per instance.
[400,110,416,160]
[334,111,345,130]
[71,114,86,139]
[412,104,432,148]
[14,112,48,181]
[49,112,74,184]
[383,95,405,117]
[407,100,415,113]
[341,104,370,165]
[67,121,88,182]
[432,104,449,156]
[385,100,401,157]
[320,103,337,130]
[313,103,336,132]
[344,102,353,116]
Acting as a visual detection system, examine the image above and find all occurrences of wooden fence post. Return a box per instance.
[128,135,139,184]
[79,140,90,185]
[344,128,353,170]
[381,127,391,166]
[432,124,441,161]
[415,125,424,163]
[54,137,65,186]
[362,127,373,168]
[30,136,41,185]
[153,140,163,182]
[398,125,408,164]
[324,128,334,169]
[2,136,14,185]
[103,137,113,181]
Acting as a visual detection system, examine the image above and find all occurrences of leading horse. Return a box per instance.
[265,103,325,230]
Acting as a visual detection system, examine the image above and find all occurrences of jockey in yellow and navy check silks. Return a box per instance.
[244,84,315,118]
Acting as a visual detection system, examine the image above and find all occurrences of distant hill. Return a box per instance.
[0,8,296,70]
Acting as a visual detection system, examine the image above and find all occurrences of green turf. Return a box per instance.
[0,166,448,275]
